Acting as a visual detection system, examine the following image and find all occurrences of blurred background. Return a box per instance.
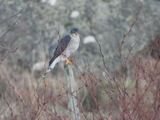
[0,0,160,76]
[0,0,160,119]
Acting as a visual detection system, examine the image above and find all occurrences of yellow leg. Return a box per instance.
[65,58,73,65]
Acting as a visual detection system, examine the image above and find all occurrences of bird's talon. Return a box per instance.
[65,57,73,65]
[66,60,73,65]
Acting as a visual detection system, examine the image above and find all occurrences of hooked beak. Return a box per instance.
[75,32,78,35]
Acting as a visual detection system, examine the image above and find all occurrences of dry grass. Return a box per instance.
[1,3,160,120]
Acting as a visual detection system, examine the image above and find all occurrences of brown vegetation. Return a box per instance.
[1,2,160,120]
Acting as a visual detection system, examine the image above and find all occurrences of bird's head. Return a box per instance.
[70,28,79,37]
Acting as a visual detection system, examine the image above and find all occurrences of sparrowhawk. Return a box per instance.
[43,28,80,78]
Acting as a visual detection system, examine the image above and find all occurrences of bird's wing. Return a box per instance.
[49,35,71,66]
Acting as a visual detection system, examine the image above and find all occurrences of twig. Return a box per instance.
[56,21,61,42]
[0,47,18,65]
[0,10,22,39]
[0,10,21,64]
[0,9,22,25]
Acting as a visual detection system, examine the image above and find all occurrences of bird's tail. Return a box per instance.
[42,57,59,78]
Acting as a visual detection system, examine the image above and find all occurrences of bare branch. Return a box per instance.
[0,9,22,39]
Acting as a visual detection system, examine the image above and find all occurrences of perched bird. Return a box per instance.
[42,28,80,78]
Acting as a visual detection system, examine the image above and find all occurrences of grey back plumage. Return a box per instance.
[49,35,71,66]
